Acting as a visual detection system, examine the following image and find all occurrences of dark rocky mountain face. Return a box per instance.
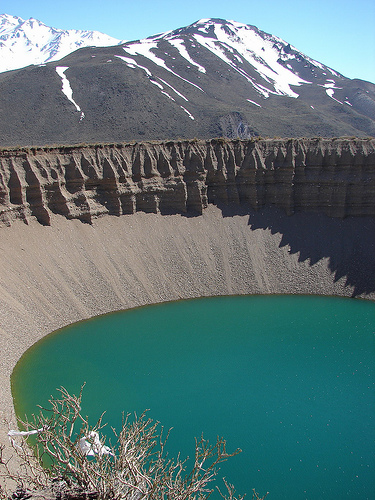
[0,18,374,147]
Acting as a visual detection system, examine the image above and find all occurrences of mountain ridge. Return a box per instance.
[0,16,374,146]
[0,13,124,73]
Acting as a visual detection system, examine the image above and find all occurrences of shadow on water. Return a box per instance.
[218,203,375,297]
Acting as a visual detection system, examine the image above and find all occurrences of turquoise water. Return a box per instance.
[12,295,375,499]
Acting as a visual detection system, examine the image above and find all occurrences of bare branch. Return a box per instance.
[1,386,265,500]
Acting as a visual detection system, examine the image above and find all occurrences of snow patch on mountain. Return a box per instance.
[0,14,123,73]
[157,78,189,101]
[56,66,84,120]
[167,39,206,73]
[247,99,261,107]
[116,53,193,119]
[180,106,195,120]
[123,43,205,92]
[115,54,152,76]
[318,80,344,103]
[187,20,312,98]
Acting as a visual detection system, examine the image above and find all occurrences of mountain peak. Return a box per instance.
[0,13,123,73]
[0,13,22,27]
[128,17,331,99]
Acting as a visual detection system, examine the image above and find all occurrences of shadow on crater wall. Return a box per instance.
[220,203,375,297]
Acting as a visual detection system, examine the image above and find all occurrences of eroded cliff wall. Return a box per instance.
[1,138,374,227]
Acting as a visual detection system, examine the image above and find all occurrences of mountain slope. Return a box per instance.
[0,14,123,73]
[0,17,374,146]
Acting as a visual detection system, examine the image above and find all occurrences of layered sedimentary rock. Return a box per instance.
[0,138,374,227]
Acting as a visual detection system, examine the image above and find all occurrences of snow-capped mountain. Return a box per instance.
[130,18,341,100]
[0,17,374,146]
[0,14,124,73]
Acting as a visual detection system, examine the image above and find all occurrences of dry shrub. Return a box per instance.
[1,386,268,500]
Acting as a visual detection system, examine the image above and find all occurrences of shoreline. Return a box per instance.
[1,205,374,483]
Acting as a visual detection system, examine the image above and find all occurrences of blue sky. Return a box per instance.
[1,0,375,83]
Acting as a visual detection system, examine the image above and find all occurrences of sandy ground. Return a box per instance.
[0,205,374,483]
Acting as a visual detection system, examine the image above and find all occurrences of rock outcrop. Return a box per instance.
[0,138,374,227]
